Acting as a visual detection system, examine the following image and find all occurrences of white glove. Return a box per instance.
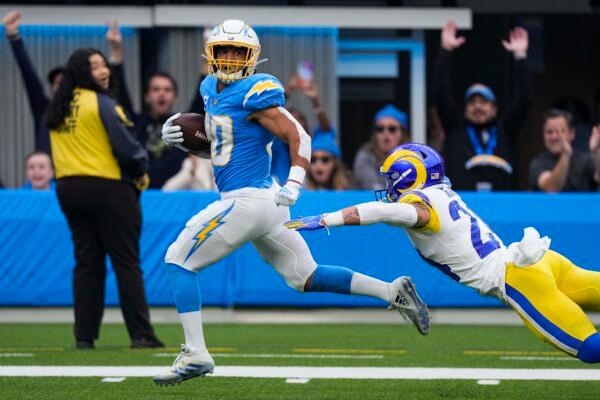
[274,181,302,207]
[162,113,183,146]
[507,227,551,267]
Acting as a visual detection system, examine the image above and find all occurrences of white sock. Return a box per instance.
[178,310,208,354]
[350,273,392,303]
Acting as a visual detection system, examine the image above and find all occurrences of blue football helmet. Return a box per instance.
[375,143,445,202]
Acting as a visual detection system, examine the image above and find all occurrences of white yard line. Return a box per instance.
[6,307,599,325]
[101,377,126,383]
[477,379,500,385]
[286,378,310,384]
[0,366,599,381]
[153,353,384,359]
[500,356,576,361]
[0,353,33,357]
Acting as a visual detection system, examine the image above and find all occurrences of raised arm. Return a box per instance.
[432,20,465,131]
[533,136,572,193]
[285,201,431,231]
[287,74,332,132]
[501,27,532,141]
[106,20,134,116]
[4,11,50,124]
[250,106,311,206]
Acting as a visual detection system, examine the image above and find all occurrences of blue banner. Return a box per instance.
[0,189,598,308]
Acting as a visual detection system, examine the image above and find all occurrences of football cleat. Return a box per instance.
[389,276,430,335]
[153,344,215,386]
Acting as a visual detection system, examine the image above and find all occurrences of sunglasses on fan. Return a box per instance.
[375,125,401,133]
[311,155,333,164]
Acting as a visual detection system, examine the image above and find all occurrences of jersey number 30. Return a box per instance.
[205,113,233,166]
[449,200,501,259]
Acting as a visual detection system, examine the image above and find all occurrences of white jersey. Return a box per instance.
[401,184,507,299]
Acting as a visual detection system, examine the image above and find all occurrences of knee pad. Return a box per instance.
[577,333,600,363]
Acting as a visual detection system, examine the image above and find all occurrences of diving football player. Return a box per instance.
[286,143,600,363]
[153,20,430,385]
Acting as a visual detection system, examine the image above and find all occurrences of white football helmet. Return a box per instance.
[204,19,261,84]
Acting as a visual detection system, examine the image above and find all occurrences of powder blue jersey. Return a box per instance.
[200,73,285,192]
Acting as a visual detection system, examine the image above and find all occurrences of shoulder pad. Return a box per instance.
[399,190,440,234]
[399,190,432,208]
[242,74,285,111]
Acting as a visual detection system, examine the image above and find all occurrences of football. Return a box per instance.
[173,112,211,156]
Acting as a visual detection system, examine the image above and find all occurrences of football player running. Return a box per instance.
[286,143,600,363]
[154,20,430,385]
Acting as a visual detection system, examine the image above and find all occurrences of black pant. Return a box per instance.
[56,177,156,342]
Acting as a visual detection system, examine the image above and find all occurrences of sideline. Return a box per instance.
[1,366,599,380]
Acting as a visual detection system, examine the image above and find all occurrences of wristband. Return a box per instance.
[322,211,344,227]
[287,165,306,186]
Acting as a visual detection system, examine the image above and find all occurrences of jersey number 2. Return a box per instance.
[448,200,500,259]
[206,113,233,166]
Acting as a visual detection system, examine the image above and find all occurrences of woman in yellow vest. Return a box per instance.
[44,48,163,350]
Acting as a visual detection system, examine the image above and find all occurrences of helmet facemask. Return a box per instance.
[205,43,260,84]
[374,149,427,202]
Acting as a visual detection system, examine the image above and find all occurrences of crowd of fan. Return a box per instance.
[2,12,599,194]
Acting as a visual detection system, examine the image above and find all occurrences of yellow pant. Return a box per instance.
[505,250,600,356]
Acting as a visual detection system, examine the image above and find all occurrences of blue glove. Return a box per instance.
[284,215,326,231]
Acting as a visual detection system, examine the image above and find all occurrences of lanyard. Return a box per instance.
[466,124,497,155]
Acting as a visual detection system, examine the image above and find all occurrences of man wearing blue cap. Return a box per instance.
[432,20,531,191]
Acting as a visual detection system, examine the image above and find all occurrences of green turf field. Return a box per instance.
[0,323,598,399]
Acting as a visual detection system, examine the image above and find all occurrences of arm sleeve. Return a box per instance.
[111,63,134,117]
[431,49,461,131]
[243,78,286,112]
[97,94,148,178]
[8,36,49,124]
[501,59,532,144]
[355,201,418,227]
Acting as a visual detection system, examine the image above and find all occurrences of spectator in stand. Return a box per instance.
[106,21,187,189]
[3,12,127,154]
[433,20,531,191]
[44,47,163,350]
[285,73,332,136]
[22,151,55,190]
[305,133,354,191]
[552,96,593,151]
[271,73,334,184]
[529,109,600,192]
[162,155,216,191]
[353,104,408,190]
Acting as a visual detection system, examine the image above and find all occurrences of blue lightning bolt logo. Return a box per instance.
[184,202,235,262]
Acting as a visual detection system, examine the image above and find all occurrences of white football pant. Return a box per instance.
[165,184,317,291]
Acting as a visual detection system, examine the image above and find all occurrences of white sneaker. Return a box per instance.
[389,276,430,335]
[153,344,215,386]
